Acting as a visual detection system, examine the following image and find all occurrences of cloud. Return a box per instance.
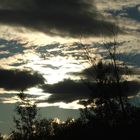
[42,79,92,103]
[0,38,27,59]
[106,53,140,68]
[0,69,45,91]
[0,0,119,37]
[106,4,140,22]
[70,63,133,80]
[41,79,140,103]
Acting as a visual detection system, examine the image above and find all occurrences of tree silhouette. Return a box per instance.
[81,36,133,114]
[77,26,140,127]
[9,93,63,140]
[9,94,38,140]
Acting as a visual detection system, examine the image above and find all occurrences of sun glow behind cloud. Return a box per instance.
[0,0,140,109]
[0,27,88,109]
[1,96,19,104]
[37,100,84,109]
[26,53,85,84]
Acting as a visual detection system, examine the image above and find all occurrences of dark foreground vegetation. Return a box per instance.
[1,94,140,140]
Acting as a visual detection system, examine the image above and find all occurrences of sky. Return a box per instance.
[0,0,140,134]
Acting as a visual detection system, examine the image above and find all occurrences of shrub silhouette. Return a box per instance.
[0,133,4,140]
[9,94,38,140]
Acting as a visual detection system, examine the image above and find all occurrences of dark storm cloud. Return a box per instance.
[0,0,119,37]
[41,79,140,103]
[0,69,45,91]
[42,79,92,103]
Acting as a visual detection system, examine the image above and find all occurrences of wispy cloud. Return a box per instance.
[0,38,27,59]
[106,4,140,22]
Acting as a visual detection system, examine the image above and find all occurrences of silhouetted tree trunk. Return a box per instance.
[104,37,126,116]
